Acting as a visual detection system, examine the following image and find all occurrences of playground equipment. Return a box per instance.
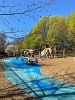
[26,57,39,65]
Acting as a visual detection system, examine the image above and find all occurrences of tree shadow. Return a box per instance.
[2,61,75,100]
[1,71,75,100]
[0,83,37,100]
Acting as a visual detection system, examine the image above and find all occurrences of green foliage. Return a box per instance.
[17,12,75,50]
[66,12,75,33]
[16,42,23,51]
[22,16,49,50]
[31,16,49,39]
[47,16,68,47]
[66,12,75,39]
[66,12,75,46]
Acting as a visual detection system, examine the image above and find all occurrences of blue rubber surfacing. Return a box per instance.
[3,57,75,100]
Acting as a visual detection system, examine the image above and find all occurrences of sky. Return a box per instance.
[0,0,75,42]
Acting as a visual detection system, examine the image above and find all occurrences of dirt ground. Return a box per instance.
[0,59,36,100]
[39,57,75,85]
[0,57,75,100]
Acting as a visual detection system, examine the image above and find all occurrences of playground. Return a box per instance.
[1,57,75,100]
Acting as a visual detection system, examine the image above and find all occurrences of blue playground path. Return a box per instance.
[3,57,75,100]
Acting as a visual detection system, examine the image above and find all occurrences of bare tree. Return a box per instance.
[0,33,6,53]
[0,0,56,41]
